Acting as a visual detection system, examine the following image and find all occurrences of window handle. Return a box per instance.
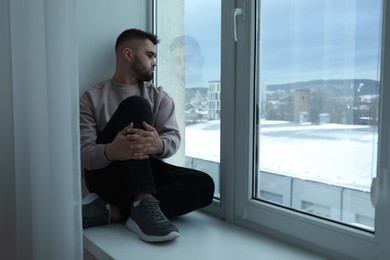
[371,169,390,207]
[233,8,243,42]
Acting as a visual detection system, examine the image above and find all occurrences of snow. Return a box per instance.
[185,120,377,191]
[185,120,221,162]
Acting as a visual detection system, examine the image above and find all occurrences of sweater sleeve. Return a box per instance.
[152,90,181,159]
[79,91,112,170]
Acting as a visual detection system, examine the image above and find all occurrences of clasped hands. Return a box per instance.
[104,121,164,161]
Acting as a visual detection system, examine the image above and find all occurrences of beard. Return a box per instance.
[131,55,154,81]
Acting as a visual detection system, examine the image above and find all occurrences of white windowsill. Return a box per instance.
[83,211,326,260]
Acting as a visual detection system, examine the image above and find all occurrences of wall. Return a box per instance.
[78,0,151,93]
[155,0,186,165]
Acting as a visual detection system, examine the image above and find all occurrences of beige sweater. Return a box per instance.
[80,78,181,170]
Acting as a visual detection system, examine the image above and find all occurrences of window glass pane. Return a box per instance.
[156,0,221,198]
[255,0,382,231]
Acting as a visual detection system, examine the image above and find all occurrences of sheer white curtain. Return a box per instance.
[0,0,82,259]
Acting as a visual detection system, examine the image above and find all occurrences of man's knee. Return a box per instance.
[121,96,151,110]
[117,96,153,128]
[197,173,215,206]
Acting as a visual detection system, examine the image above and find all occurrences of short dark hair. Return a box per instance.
[115,28,160,52]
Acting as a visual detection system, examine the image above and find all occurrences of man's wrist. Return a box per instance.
[104,144,113,161]
[158,138,165,155]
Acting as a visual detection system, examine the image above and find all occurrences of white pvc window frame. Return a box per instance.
[228,0,390,258]
[153,0,390,257]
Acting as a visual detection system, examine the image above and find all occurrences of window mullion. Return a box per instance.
[376,0,390,257]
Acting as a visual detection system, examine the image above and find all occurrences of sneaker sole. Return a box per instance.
[125,218,180,242]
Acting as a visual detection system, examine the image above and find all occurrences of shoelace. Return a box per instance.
[142,200,167,222]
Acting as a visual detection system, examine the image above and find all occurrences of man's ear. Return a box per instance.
[123,48,133,62]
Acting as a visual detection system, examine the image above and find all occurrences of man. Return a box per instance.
[80,28,215,242]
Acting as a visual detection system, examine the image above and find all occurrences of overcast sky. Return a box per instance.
[184,0,383,85]
[184,0,221,85]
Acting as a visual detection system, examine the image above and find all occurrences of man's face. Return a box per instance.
[131,39,156,81]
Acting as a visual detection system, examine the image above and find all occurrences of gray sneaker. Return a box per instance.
[82,193,110,228]
[125,197,179,242]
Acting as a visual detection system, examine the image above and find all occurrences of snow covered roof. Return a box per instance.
[185,120,376,191]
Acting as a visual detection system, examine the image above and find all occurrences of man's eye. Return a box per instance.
[146,53,156,59]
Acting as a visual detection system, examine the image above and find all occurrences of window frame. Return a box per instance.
[154,0,390,257]
[229,0,390,258]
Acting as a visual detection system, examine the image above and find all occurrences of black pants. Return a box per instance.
[84,96,215,219]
